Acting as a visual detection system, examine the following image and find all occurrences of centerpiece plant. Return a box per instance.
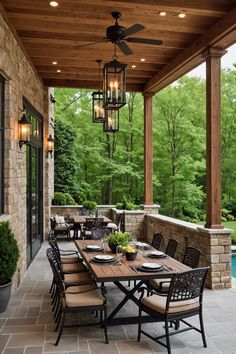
[107,231,132,253]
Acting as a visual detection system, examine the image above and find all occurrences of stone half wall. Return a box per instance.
[145,214,232,290]
[0,12,52,289]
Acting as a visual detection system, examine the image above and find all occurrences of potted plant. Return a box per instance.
[0,221,20,312]
[82,200,97,216]
[107,231,132,253]
[123,244,137,261]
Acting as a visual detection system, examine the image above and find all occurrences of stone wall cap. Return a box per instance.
[111,208,145,214]
[147,214,198,231]
[197,226,232,235]
[140,204,160,208]
[51,205,116,208]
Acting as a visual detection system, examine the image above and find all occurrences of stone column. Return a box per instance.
[204,48,226,229]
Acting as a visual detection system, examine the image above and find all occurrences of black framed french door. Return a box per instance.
[24,99,43,266]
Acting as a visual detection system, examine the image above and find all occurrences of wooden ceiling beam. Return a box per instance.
[145,6,236,93]
[43,78,143,92]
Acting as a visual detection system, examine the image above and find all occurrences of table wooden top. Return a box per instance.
[74,240,189,282]
[73,215,111,224]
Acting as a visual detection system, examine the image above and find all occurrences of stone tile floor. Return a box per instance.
[1,240,236,354]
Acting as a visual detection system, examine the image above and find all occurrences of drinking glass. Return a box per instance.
[116,245,124,259]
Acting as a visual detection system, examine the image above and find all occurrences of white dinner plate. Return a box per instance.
[94,255,114,261]
[86,245,102,250]
[142,262,162,269]
[150,251,164,256]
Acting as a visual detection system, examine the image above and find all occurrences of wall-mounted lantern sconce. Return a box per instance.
[19,111,31,148]
[47,134,54,157]
[50,94,56,104]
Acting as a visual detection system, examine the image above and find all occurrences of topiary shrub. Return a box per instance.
[53,192,76,205]
[82,200,97,210]
[53,192,67,205]
[115,196,138,210]
[63,193,76,205]
[0,221,20,285]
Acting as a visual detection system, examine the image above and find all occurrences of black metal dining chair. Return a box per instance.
[183,246,202,268]
[165,239,179,258]
[151,233,164,250]
[81,217,104,239]
[46,248,109,346]
[138,267,209,354]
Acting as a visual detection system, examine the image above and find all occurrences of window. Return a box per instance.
[0,75,4,215]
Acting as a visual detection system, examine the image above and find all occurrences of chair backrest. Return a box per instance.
[84,217,103,230]
[151,233,164,250]
[80,207,89,216]
[50,217,56,231]
[46,248,64,293]
[91,227,113,240]
[48,237,61,262]
[115,212,125,232]
[165,239,179,258]
[183,246,201,268]
[166,267,209,311]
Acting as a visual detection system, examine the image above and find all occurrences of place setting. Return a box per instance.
[82,244,104,252]
[130,262,166,273]
[90,254,121,265]
[145,250,168,259]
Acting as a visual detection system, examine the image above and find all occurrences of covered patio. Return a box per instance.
[1,0,236,328]
[0,240,236,354]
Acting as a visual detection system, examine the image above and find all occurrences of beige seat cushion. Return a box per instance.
[106,222,118,230]
[66,284,95,293]
[55,223,69,231]
[65,288,104,307]
[142,294,199,314]
[61,256,82,264]
[64,272,92,284]
[62,262,87,273]
[149,278,171,292]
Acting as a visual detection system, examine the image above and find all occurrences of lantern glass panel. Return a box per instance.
[92,91,106,123]
[103,59,126,109]
[103,109,119,133]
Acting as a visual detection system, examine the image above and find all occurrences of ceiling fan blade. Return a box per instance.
[74,39,108,49]
[123,24,145,37]
[126,37,163,46]
[117,41,133,55]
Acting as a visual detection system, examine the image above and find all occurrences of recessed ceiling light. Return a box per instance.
[159,11,166,16]
[178,12,186,18]
[131,65,136,68]
[52,61,57,65]
[140,58,145,62]
[57,69,61,73]
[50,1,59,7]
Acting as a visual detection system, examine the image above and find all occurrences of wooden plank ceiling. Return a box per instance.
[1,0,236,93]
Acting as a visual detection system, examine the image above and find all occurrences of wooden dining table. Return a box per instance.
[74,239,189,326]
[73,215,112,239]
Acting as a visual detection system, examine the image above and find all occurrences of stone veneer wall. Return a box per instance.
[0,13,53,289]
[51,205,114,221]
[145,214,232,289]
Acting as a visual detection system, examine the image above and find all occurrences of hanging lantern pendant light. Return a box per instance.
[103,46,127,109]
[92,60,106,123]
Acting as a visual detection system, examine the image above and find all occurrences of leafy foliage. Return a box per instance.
[0,221,20,285]
[107,231,132,246]
[53,192,76,205]
[82,200,97,210]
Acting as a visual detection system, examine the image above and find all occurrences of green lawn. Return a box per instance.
[197,220,236,244]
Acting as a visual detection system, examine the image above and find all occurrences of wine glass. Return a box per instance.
[116,245,124,260]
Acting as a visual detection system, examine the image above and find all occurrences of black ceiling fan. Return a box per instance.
[75,11,163,55]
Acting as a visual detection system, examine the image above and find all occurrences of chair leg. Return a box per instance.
[165,318,171,354]
[137,307,142,342]
[199,310,207,347]
[103,307,109,344]
[55,311,65,345]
